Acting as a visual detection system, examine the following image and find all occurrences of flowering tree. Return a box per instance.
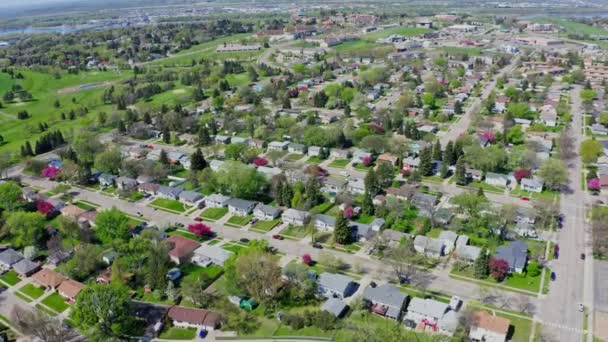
[362,156,373,167]
[479,131,496,142]
[253,157,268,167]
[302,254,312,265]
[188,223,213,238]
[488,258,510,281]
[588,178,601,192]
[41,166,60,179]
[37,201,55,217]
[343,207,354,219]
[304,165,328,177]
[514,169,532,184]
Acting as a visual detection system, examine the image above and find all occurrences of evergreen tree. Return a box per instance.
[159,149,169,165]
[473,248,489,279]
[419,147,433,176]
[361,190,374,216]
[166,281,178,303]
[440,163,448,179]
[344,104,351,116]
[143,112,152,124]
[453,139,464,161]
[20,145,27,157]
[364,169,379,195]
[117,120,126,133]
[25,141,33,156]
[198,127,211,146]
[454,100,463,115]
[190,148,207,171]
[282,97,291,109]
[61,112,66,120]
[334,212,351,244]
[455,157,467,185]
[444,141,455,165]
[279,183,293,207]
[432,140,442,161]
[477,186,485,198]
[304,177,323,209]
[192,85,206,102]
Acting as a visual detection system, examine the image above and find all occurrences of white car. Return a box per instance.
[579,304,585,312]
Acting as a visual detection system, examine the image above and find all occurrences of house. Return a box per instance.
[116,176,139,191]
[321,298,348,318]
[438,310,460,336]
[57,279,85,302]
[330,149,350,159]
[214,135,231,144]
[60,205,87,220]
[386,185,415,201]
[46,198,66,212]
[371,218,385,232]
[179,191,203,206]
[323,177,347,194]
[404,297,450,326]
[350,222,373,241]
[433,209,454,226]
[0,249,24,269]
[253,204,281,221]
[466,168,483,181]
[257,166,283,179]
[413,236,444,258]
[314,214,336,231]
[308,146,325,157]
[347,178,366,195]
[469,311,511,342]
[282,208,311,226]
[12,258,40,276]
[591,124,608,135]
[411,192,438,217]
[516,208,536,224]
[192,245,234,267]
[455,235,469,248]
[204,194,230,208]
[521,177,543,193]
[227,198,256,217]
[381,229,411,246]
[402,156,420,173]
[485,172,509,187]
[317,272,357,299]
[288,143,308,154]
[454,245,482,263]
[32,268,67,289]
[98,173,117,187]
[157,185,184,200]
[167,306,221,331]
[139,183,160,195]
[494,240,528,274]
[363,284,408,320]
[539,105,558,127]
[352,150,373,163]
[438,231,458,253]
[167,235,201,265]
[231,136,249,144]
[21,187,40,202]
[377,153,399,167]
[268,141,290,151]
[179,156,191,170]
[249,139,265,149]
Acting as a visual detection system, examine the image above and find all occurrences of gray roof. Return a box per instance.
[407,297,449,319]
[283,208,310,221]
[494,240,528,271]
[439,310,459,333]
[381,229,410,242]
[324,177,347,188]
[485,172,508,181]
[371,218,385,228]
[521,177,543,188]
[288,143,307,150]
[315,214,336,226]
[205,193,230,204]
[254,203,281,217]
[158,185,184,197]
[226,198,256,211]
[318,272,355,293]
[98,173,117,182]
[0,249,24,266]
[412,192,437,208]
[12,258,39,275]
[363,284,408,308]
[455,245,481,261]
[438,230,458,244]
[179,190,203,202]
[414,236,444,253]
[455,235,469,247]
[349,222,371,238]
[321,298,348,317]
[193,245,234,265]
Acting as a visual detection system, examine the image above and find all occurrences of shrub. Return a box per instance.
[302,254,312,265]
[489,258,510,281]
[588,178,601,191]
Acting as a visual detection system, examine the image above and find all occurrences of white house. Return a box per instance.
[438,231,458,254]
[167,306,221,331]
[469,311,510,342]
[314,214,336,231]
[317,272,357,299]
[347,178,366,195]
[485,172,509,187]
[268,141,290,151]
[253,204,281,221]
[413,235,444,258]
[521,176,543,193]
[282,208,311,226]
[204,194,230,208]
[226,198,256,217]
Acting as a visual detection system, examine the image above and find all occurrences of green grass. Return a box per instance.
[181,263,223,288]
[310,202,333,215]
[426,228,443,238]
[336,311,441,341]
[538,18,608,36]
[464,181,506,194]
[159,326,197,340]
[225,73,250,87]
[200,207,228,221]
[361,26,430,41]
[168,229,210,243]
[273,324,335,337]
[222,244,246,254]
[41,292,70,313]
[356,215,375,224]
[19,283,45,299]
[285,153,305,161]
[328,158,350,168]
[15,291,33,302]
[149,198,189,213]
[251,219,281,232]
[207,239,222,246]
[440,46,483,56]
[226,214,253,227]
[279,225,308,240]
[0,270,20,286]
[353,162,373,171]
[451,265,544,294]
[74,201,97,210]
[333,40,382,53]
[35,304,59,316]
[306,156,324,164]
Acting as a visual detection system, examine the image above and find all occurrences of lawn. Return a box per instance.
[225,73,250,87]
[279,225,309,240]
[181,263,223,288]
[41,292,70,313]
[19,283,45,299]
[222,244,246,254]
[159,326,196,340]
[0,270,20,286]
[285,153,305,161]
[310,202,333,214]
[510,186,559,201]
[538,17,608,36]
[361,26,430,41]
[149,198,189,213]
[251,219,281,232]
[168,229,210,243]
[207,239,222,246]
[440,46,483,56]
[306,156,324,164]
[464,181,505,194]
[356,215,375,224]
[226,214,253,227]
[451,265,544,294]
[74,201,97,210]
[329,158,350,168]
[333,40,382,53]
[423,175,444,184]
[273,324,335,337]
[335,311,442,341]
[200,207,228,221]
[353,162,373,171]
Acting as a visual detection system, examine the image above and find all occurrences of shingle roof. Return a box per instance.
[363,284,407,308]
[158,185,184,197]
[226,198,256,211]
[283,208,310,221]
[318,272,355,293]
[494,240,527,271]
[167,306,221,328]
[407,297,449,319]
[32,268,67,288]
[179,190,203,202]
[57,279,85,299]
[321,298,348,317]
[167,235,200,259]
[315,214,336,226]
[0,249,24,266]
[12,258,39,275]
[471,311,510,334]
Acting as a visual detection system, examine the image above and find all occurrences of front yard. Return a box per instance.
[279,225,309,240]
[285,153,305,161]
[41,292,70,313]
[328,158,350,168]
[451,264,545,295]
[0,270,20,286]
[149,198,189,213]
[18,283,45,299]
[159,326,197,340]
[251,219,281,232]
[305,156,324,164]
[226,214,253,227]
[200,207,228,221]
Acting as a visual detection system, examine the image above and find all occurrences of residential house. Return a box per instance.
[330,149,350,159]
[268,141,290,151]
[347,178,366,195]
[413,235,444,258]
[485,172,509,187]
[433,209,454,226]
[438,231,458,253]
[214,135,231,144]
[466,168,483,181]
[308,146,325,157]
[167,235,201,265]
[157,185,184,200]
[249,139,265,149]
[46,198,66,212]
[288,143,308,154]
[494,240,528,274]
[179,156,191,170]
[363,284,408,320]
[516,208,536,224]
[167,151,185,164]
[411,192,438,218]
[321,298,348,318]
[139,183,160,196]
[32,268,67,289]
[204,194,230,208]
[352,150,373,164]
[539,105,558,127]
[314,214,336,231]
[136,175,157,184]
[283,208,311,226]
[521,177,543,193]
[179,191,203,206]
[403,297,450,327]
[317,272,357,299]
[454,245,482,263]
[386,185,415,201]
[57,279,85,303]
[253,204,281,221]
[231,137,249,144]
[455,235,469,248]
[257,166,283,179]
[60,205,86,220]
[227,198,256,217]
[377,153,399,167]
[371,218,385,232]
[21,187,40,203]
[322,177,347,194]
[591,124,608,135]
[116,176,139,191]
[192,245,234,267]
[167,306,221,331]
[12,258,40,276]
[209,160,225,172]
[402,156,420,173]
[0,249,23,269]
[469,311,511,342]
[381,229,411,247]
[350,222,373,241]
[98,173,117,187]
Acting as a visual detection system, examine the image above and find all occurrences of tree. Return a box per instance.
[302,254,313,265]
[0,181,22,211]
[190,148,207,171]
[488,258,510,281]
[580,139,603,163]
[304,176,323,209]
[432,140,442,161]
[188,223,213,238]
[159,149,169,165]
[234,249,283,305]
[181,277,215,308]
[588,178,601,192]
[71,284,134,341]
[216,161,267,200]
[514,168,531,183]
[62,244,102,281]
[473,248,489,279]
[455,157,467,185]
[451,193,488,219]
[95,207,131,244]
[94,147,123,174]
[162,127,171,144]
[146,240,170,292]
[2,211,46,248]
[444,141,455,165]
[334,211,351,244]
[419,146,433,176]
[37,201,55,218]
[364,168,379,195]
[361,190,374,216]
[539,158,568,191]
[385,240,417,283]
[11,305,79,342]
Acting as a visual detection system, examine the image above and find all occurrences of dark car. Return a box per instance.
[312,243,323,249]
[369,281,377,288]
[550,272,556,281]
[194,217,202,222]
[240,238,250,243]
[272,234,283,240]
[581,253,586,260]
[199,329,207,338]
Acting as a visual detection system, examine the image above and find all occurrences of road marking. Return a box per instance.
[540,321,584,334]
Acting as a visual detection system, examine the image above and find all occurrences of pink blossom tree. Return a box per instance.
[479,131,496,142]
[343,207,354,219]
[588,178,601,192]
[302,254,313,265]
[254,157,268,167]
[188,223,213,238]
[514,169,531,184]
[362,155,373,167]
[37,201,55,217]
[41,166,60,179]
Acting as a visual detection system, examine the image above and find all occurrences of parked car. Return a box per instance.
[369,281,377,288]
[550,271,556,281]
[579,304,585,312]
[581,253,586,260]
[520,197,530,201]
[199,329,208,338]
[194,217,202,222]
[240,238,250,243]
[250,218,258,224]
[312,243,323,249]
[272,234,283,240]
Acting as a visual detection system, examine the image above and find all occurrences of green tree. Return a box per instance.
[0,181,23,211]
[181,277,215,308]
[419,146,433,176]
[432,140,442,161]
[146,240,170,292]
[224,142,249,162]
[473,248,489,279]
[333,212,351,244]
[455,157,467,185]
[71,283,134,341]
[304,177,323,209]
[580,139,603,163]
[159,149,169,165]
[451,193,488,219]
[190,148,207,171]
[361,190,374,216]
[364,168,379,195]
[375,162,394,188]
[539,158,568,191]
[216,161,267,200]
[94,207,131,245]
[162,127,171,144]
[2,211,46,248]
[444,141,455,165]
[93,147,123,174]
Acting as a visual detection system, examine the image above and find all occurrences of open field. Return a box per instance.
[361,26,430,41]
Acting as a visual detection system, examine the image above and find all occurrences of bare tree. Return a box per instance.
[558,129,575,161]
[477,286,499,306]
[11,305,79,342]
[514,296,536,315]
[385,241,417,283]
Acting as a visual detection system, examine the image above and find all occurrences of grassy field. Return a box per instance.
[200,207,228,221]
[18,283,45,299]
[538,18,608,36]
[361,26,430,41]
[159,326,197,340]
[440,46,483,56]
[251,219,281,232]
[149,198,189,213]
[0,270,20,286]
[285,153,305,161]
[181,263,223,288]
[41,292,70,313]
[225,73,251,87]
[226,214,252,227]
[306,156,324,164]
[329,158,350,168]
[333,40,381,53]
[279,225,308,240]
